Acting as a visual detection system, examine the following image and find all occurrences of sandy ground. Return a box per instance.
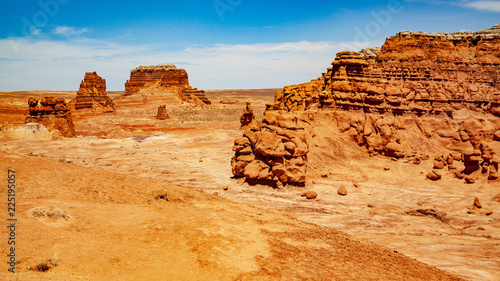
[0,90,498,280]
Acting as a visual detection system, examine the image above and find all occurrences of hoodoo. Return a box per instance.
[74,72,115,113]
[25,96,76,137]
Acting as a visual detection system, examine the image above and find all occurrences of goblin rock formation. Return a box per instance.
[25,97,76,137]
[124,64,211,105]
[240,102,254,127]
[235,25,500,186]
[74,72,115,113]
[156,105,170,120]
[272,79,323,111]
[232,110,314,186]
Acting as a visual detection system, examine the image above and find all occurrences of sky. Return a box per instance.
[0,0,499,91]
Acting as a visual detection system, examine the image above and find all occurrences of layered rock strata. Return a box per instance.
[238,25,500,185]
[25,97,76,137]
[74,72,115,113]
[274,25,500,116]
[124,64,211,105]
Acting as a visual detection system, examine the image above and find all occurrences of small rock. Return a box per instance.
[464,148,474,156]
[223,186,228,191]
[199,158,204,162]
[161,170,169,174]
[213,192,218,196]
[473,197,482,208]
[485,210,493,216]
[337,185,347,196]
[300,191,307,197]
[448,165,456,170]
[477,226,485,231]
[445,154,454,165]
[455,171,464,179]
[426,171,441,181]
[489,171,500,180]
[433,160,445,169]
[465,176,475,184]
[467,206,479,215]
[413,157,421,165]
[306,190,318,199]
[154,193,169,201]
[384,167,390,171]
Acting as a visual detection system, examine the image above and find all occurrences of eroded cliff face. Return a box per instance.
[124,64,211,105]
[25,96,76,137]
[74,72,115,113]
[234,25,500,186]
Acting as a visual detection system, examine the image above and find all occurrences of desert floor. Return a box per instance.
[0,89,499,280]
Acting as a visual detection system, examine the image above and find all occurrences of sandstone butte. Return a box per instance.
[72,71,115,113]
[124,64,211,105]
[25,96,76,138]
[232,25,500,186]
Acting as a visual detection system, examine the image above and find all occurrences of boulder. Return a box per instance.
[426,171,442,181]
[337,185,347,196]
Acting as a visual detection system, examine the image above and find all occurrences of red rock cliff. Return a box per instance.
[274,25,500,115]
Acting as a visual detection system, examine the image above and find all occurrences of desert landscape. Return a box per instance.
[1,24,500,281]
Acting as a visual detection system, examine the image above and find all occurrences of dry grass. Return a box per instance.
[26,206,71,221]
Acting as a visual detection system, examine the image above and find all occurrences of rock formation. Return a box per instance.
[25,97,76,137]
[124,64,211,105]
[240,102,254,127]
[231,110,314,186]
[271,79,323,111]
[156,105,170,120]
[274,25,500,116]
[74,72,115,113]
[235,25,500,186]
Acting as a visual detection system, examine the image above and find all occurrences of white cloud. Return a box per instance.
[0,38,378,91]
[53,26,90,37]
[404,0,500,12]
[29,27,42,36]
[464,1,500,12]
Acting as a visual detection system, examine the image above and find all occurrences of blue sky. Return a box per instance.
[0,0,499,90]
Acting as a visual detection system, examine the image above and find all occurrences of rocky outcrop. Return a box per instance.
[271,79,324,111]
[25,97,76,137]
[74,72,115,113]
[231,110,314,186]
[124,64,211,105]
[274,25,500,116]
[256,25,500,185]
[156,105,169,120]
[240,102,254,127]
